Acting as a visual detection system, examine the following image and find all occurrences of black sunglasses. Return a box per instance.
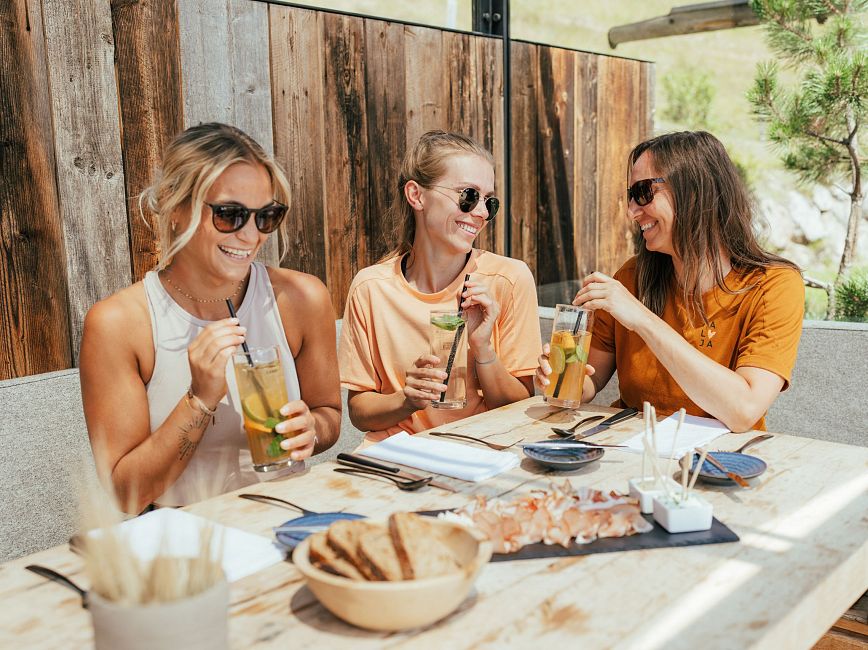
[627,178,666,207]
[430,185,500,221]
[207,202,288,234]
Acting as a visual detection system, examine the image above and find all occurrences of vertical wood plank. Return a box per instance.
[177,0,278,265]
[42,0,131,363]
[574,51,599,280]
[474,35,505,255]
[269,4,327,282]
[364,19,406,264]
[403,25,444,148]
[535,45,577,292]
[111,0,184,281]
[0,0,73,379]
[321,12,369,316]
[508,41,538,280]
[596,56,641,275]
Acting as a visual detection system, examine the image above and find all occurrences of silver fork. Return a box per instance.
[428,431,524,450]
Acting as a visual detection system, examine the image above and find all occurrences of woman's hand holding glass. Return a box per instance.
[534,342,597,402]
[461,281,500,356]
[277,400,317,461]
[402,354,449,411]
[187,317,247,408]
[572,272,649,332]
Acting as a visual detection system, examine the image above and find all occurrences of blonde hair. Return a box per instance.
[140,123,291,269]
[381,130,494,261]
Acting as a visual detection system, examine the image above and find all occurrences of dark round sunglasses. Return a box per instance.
[430,185,500,221]
[207,202,288,234]
[627,177,666,207]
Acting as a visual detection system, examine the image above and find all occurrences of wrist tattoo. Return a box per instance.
[178,414,208,461]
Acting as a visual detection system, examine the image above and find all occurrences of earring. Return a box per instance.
[171,220,177,233]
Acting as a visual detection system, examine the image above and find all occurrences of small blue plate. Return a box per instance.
[274,512,365,550]
[691,451,767,485]
[523,445,605,471]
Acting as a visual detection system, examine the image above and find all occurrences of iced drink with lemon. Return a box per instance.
[430,310,468,409]
[232,346,294,471]
[545,305,594,408]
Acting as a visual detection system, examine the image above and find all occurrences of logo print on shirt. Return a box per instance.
[698,321,717,349]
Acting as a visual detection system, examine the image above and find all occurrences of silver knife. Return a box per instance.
[336,453,459,492]
[569,407,638,440]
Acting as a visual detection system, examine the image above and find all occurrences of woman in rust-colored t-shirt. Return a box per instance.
[536,131,804,432]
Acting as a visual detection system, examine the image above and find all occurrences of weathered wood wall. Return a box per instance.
[0,0,652,380]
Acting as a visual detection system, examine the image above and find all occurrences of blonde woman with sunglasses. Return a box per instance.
[339,131,541,441]
[80,123,340,512]
[536,131,804,432]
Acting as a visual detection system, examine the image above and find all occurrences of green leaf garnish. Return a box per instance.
[264,416,282,431]
[267,433,286,458]
[431,314,466,331]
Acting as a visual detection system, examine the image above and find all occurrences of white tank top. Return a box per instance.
[143,262,302,506]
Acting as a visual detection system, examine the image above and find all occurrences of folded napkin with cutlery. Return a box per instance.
[92,508,285,582]
[620,414,730,458]
[359,431,520,482]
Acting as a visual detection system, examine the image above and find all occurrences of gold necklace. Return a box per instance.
[162,268,243,304]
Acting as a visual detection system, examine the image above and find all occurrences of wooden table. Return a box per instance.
[1,397,866,649]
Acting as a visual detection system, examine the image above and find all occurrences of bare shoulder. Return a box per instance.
[267,266,334,317]
[82,282,151,366]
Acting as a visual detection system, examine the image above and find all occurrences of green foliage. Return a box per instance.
[835,270,868,321]
[661,66,716,129]
[747,0,867,186]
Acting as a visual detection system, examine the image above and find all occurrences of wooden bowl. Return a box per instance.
[292,518,492,631]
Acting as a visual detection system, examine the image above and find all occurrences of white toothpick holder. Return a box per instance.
[652,494,713,533]
[628,476,680,514]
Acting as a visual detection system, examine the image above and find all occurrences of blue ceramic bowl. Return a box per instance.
[691,451,767,485]
[522,445,605,471]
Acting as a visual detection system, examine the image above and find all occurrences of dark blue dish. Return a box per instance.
[691,451,767,485]
[274,512,366,550]
[522,445,605,471]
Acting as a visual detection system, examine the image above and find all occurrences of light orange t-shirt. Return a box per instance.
[339,249,541,439]
[593,257,805,430]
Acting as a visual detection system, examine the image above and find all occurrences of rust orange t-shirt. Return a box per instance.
[339,249,541,440]
[593,257,804,430]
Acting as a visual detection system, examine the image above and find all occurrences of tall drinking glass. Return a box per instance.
[544,305,594,408]
[232,346,294,472]
[430,310,467,409]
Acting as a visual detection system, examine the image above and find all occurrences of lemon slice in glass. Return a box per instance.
[550,345,566,375]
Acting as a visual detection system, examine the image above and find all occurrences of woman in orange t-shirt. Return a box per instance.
[536,131,804,431]
[340,131,540,440]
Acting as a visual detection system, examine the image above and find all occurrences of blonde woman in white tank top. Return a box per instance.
[80,123,341,512]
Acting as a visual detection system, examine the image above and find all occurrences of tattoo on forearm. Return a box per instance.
[178,413,208,461]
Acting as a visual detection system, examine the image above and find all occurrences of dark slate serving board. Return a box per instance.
[418,512,738,561]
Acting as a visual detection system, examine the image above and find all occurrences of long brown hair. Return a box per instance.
[630,131,798,324]
[381,130,494,261]
[140,122,292,269]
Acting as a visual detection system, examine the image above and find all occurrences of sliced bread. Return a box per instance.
[388,512,460,579]
[357,528,404,581]
[326,520,382,579]
[308,531,365,580]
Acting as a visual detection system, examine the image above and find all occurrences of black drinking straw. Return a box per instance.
[225,299,253,366]
[551,309,582,399]
[226,299,275,417]
[439,274,471,403]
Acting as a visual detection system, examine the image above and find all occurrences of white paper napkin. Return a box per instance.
[93,508,285,583]
[620,413,730,458]
[359,431,520,482]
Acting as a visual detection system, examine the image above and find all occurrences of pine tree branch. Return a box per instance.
[803,275,833,291]
[806,130,850,146]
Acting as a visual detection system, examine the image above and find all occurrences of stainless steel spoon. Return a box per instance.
[239,493,320,516]
[551,414,605,438]
[333,467,432,491]
[26,565,88,608]
[733,433,774,454]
